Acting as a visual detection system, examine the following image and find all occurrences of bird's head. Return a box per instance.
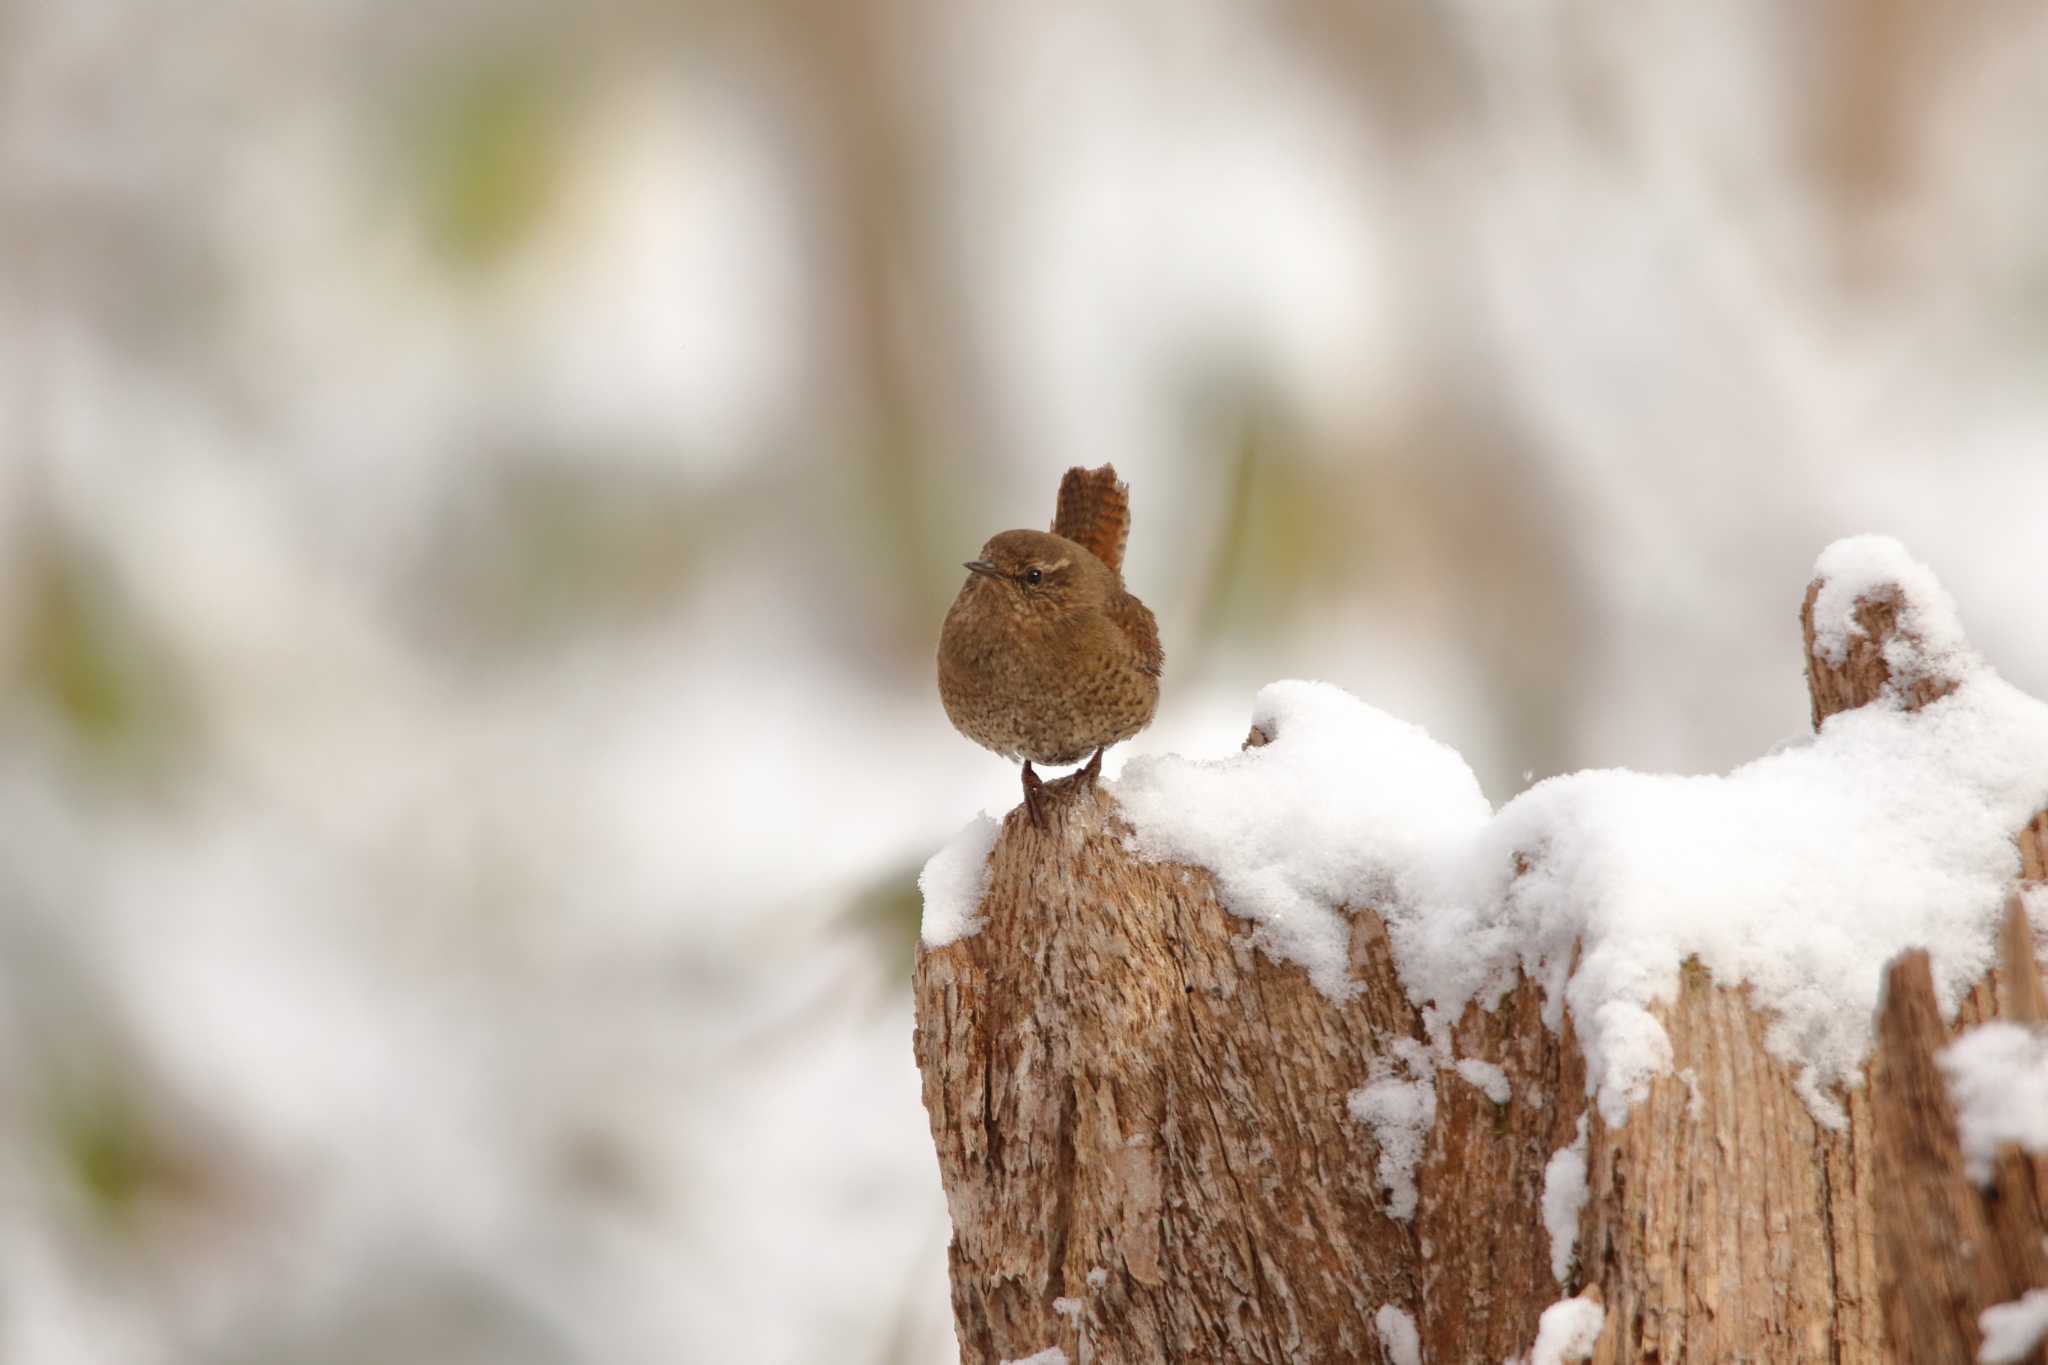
[960,529,1114,621]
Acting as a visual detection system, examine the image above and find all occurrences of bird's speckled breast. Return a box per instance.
[937,589,1159,767]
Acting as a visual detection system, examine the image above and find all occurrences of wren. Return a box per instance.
[938,464,1163,831]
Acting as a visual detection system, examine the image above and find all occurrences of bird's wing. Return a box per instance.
[1109,590,1163,679]
[1051,464,1130,575]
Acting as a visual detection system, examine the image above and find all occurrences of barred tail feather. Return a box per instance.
[1051,464,1131,575]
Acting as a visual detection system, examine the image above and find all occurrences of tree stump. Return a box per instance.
[914,546,2048,1364]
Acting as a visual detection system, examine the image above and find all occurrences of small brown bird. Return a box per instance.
[938,464,1163,830]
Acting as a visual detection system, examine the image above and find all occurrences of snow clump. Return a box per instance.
[1348,1065,1437,1221]
[1980,1289,2048,1364]
[1809,533,1973,685]
[919,813,1000,946]
[1455,1058,1511,1104]
[1114,679,1490,1001]
[1542,1115,1590,1284]
[1940,1022,2048,1183]
[1373,1304,1421,1365]
[1528,1295,1604,1364]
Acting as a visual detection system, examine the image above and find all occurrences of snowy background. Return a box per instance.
[2,2,2046,1361]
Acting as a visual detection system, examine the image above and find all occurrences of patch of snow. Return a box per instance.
[1112,542,2048,1136]
[918,813,1001,947]
[1420,541,2048,1126]
[1578,1001,1675,1129]
[1542,1115,1590,1284]
[1809,535,1973,684]
[1456,1058,1511,1104]
[1348,1065,1437,1221]
[1114,680,1490,1001]
[1051,1296,1088,1363]
[1529,1296,1604,1365]
[1677,1067,1704,1120]
[1001,1351,1068,1365]
[1980,1289,2048,1364]
[1941,1022,2048,1183]
[1394,1034,1444,1073]
[1374,1304,1422,1365]
[1086,1267,1107,1289]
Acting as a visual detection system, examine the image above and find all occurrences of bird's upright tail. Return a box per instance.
[1051,464,1131,575]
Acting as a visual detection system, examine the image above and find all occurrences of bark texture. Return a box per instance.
[1870,919,2048,1365]
[914,782,1422,1364]
[914,558,2047,1364]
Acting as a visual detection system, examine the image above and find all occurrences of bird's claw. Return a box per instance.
[1022,762,1050,833]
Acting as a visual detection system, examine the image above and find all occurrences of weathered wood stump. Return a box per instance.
[914,548,2048,1364]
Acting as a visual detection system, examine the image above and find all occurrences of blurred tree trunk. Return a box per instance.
[759,0,972,648]
[913,555,2048,1363]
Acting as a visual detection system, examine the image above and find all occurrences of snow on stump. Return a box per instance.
[912,537,2048,1365]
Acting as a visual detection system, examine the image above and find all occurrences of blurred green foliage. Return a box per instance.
[843,854,926,979]
[17,541,196,767]
[24,561,129,742]
[49,1081,167,1222]
[408,58,567,268]
[1183,384,1362,660]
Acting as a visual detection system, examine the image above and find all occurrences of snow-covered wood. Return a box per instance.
[913,545,2047,1363]
[913,773,1420,1363]
[1871,917,2048,1364]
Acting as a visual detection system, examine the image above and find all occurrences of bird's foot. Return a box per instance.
[1021,762,1050,833]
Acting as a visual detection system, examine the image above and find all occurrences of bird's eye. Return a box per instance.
[1025,568,1042,585]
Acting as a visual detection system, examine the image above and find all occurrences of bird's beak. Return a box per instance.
[963,560,1001,579]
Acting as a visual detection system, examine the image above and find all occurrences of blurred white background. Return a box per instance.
[2,1,2045,1361]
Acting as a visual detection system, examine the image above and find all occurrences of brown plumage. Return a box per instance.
[1051,464,1131,574]
[938,464,1163,830]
